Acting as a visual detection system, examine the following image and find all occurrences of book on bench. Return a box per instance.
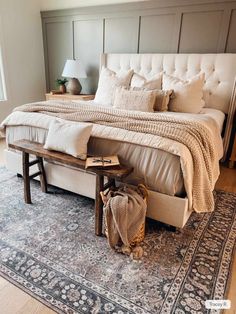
[85,155,120,169]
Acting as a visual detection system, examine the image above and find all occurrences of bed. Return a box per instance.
[2,53,236,228]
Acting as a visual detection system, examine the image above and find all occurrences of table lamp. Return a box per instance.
[62,59,87,95]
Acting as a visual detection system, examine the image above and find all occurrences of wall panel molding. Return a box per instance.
[226,9,236,52]
[139,13,176,53]
[179,10,224,53]
[74,18,103,93]
[41,0,236,18]
[43,21,73,91]
[104,16,139,53]
[217,8,232,51]
[41,0,236,92]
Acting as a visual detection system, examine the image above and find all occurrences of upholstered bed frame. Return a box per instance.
[5,53,236,228]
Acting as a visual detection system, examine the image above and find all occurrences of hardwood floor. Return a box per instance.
[0,138,235,313]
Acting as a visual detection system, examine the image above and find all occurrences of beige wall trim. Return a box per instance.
[41,0,236,18]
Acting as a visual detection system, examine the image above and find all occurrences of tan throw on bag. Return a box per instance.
[102,185,147,259]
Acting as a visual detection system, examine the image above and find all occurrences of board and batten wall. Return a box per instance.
[41,0,236,94]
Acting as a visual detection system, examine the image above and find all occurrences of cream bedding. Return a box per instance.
[5,125,185,196]
[4,106,224,196]
[159,108,225,133]
[1,100,224,213]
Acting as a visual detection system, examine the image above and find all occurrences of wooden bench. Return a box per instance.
[9,140,133,236]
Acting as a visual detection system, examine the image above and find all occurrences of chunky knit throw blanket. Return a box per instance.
[2,100,220,213]
[104,185,147,249]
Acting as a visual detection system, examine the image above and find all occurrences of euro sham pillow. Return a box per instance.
[113,87,156,112]
[130,72,162,90]
[162,73,205,113]
[44,119,93,160]
[132,87,172,112]
[94,67,133,107]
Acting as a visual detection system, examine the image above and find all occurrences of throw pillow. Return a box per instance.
[130,72,162,90]
[44,119,93,160]
[132,87,172,111]
[162,73,205,113]
[113,87,156,112]
[94,67,133,107]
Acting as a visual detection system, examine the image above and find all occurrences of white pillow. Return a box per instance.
[130,72,162,90]
[162,73,205,113]
[44,120,93,160]
[94,67,133,107]
[113,87,156,112]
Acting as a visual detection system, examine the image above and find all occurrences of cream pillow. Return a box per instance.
[94,67,133,107]
[130,72,162,90]
[44,120,93,160]
[113,87,156,112]
[130,72,171,111]
[132,87,172,111]
[162,73,205,113]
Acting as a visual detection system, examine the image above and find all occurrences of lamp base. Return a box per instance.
[67,78,82,95]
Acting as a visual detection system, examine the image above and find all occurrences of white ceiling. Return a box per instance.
[40,0,150,11]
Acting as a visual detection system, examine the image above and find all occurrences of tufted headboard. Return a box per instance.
[100,53,236,159]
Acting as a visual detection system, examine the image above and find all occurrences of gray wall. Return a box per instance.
[41,0,236,93]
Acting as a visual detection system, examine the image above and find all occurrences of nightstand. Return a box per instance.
[45,93,95,101]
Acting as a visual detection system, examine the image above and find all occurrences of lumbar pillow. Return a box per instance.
[44,119,93,160]
[94,67,133,107]
[130,72,171,111]
[162,73,205,113]
[113,87,156,112]
[130,72,162,90]
[132,87,172,112]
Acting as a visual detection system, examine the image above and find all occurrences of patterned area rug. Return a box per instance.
[0,167,235,314]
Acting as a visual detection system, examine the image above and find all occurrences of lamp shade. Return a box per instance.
[62,59,87,79]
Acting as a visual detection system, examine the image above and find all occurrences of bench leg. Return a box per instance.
[37,157,47,193]
[95,174,104,236]
[22,152,31,204]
